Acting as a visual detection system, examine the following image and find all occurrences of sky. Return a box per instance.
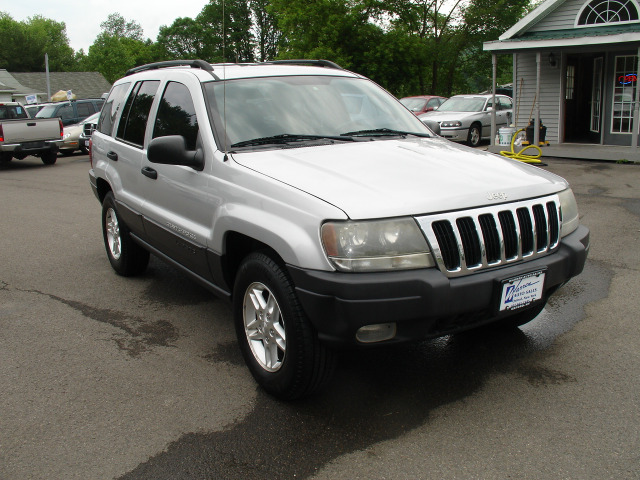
[1,0,208,52]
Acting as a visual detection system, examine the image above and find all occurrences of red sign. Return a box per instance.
[619,73,638,85]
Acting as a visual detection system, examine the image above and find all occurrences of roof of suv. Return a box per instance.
[121,59,361,82]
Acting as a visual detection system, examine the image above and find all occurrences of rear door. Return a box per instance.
[104,79,160,234]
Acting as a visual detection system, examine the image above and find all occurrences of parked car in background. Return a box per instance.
[78,112,100,154]
[400,95,447,115]
[60,112,101,155]
[419,94,513,147]
[35,98,104,126]
[0,101,63,164]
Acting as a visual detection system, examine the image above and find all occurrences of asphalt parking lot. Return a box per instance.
[0,153,639,480]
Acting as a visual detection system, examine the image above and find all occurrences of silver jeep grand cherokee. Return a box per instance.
[89,59,589,399]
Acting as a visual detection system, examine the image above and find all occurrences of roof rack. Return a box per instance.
[125,60,219,79]
[266,59,343,70]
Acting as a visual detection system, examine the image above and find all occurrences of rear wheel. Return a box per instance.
[41,150,57,165]
[233,252,335,399]
[0,153,12,162]
[101,192,149,276]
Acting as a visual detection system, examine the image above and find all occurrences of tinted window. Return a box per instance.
[58,104,74,120]
[77,102,94,117]
[116,80,160,147]
[153,82,199,150]
[97,82,131,136]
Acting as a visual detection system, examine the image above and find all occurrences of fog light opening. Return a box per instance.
[355,323,397,343]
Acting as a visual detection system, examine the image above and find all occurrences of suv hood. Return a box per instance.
[232,138,567,219]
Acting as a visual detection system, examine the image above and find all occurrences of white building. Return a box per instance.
[484,0,640,153]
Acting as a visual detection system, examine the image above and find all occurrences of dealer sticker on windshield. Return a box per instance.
[499,270,545,311]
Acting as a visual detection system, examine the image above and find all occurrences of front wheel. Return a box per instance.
[233,252,335,399]
[101,192,150,276]
[467,124,482,147]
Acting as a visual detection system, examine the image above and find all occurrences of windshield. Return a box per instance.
[437,97,486,112]
[400,98,427,112]
[204,76,429,148]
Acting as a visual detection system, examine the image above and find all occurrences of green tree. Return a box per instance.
[0,12,74,71]
[85,14,156,82]
[252,0,280,61]
[156,17,207,59]
[196,0,255,62]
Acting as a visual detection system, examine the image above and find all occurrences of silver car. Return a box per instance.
[419,94,513,147]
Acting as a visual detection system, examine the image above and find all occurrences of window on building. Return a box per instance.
[566,65,575,100]
[611,55,638,134]
[577,0,639,25]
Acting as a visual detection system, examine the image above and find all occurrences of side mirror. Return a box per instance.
[147,135,204,171]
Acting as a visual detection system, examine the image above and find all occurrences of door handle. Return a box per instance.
[141,166,158,179]
[107,151,118,161]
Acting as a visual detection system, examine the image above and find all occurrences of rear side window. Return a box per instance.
[153,82,199,150]
[116,80,160,148]
[77,102,94,117]
[58,104,74,120]
[97,82,131,136]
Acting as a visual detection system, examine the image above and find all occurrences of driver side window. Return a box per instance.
[153,82,199,150]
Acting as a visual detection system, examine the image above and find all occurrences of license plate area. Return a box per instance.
[499,270,546,312]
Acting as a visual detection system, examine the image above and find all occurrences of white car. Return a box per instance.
[60,112,101,155]
[419,94,513,147]
[89,60,588,399]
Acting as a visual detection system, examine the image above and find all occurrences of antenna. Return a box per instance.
[222,0,228,161]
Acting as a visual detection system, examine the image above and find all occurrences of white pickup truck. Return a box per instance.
[89,60,590,399]
[0,102,63,165]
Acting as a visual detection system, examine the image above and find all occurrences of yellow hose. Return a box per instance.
[499,128,543,164]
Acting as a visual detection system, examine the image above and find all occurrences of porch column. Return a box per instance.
[535,52,541,146]
[633,45,640,149]
[491,53,497,146]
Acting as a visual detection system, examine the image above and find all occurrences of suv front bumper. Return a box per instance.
[288,225,589,347]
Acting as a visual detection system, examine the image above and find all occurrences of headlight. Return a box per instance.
[558,188,579,237]
[441,121,462,128]
[321,218,435,272]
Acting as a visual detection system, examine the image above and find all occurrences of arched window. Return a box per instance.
[577,0,639,25]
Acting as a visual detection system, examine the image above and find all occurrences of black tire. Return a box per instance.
[467,123,482,147]
[80,146,89,155]
[233,252,335,400]
[1,153,12,162]
[41,150,57,165]
[101,192,150,276]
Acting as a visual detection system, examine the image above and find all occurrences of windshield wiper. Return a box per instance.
[340,128,431,138]
[231,133,354,148]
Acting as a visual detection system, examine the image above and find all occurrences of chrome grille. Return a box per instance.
[416,195,561,277]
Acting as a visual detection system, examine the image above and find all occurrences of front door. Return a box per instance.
[565,54,599,143]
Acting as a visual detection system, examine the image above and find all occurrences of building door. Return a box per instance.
[565,54,598,143]
[589,57,604,142]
